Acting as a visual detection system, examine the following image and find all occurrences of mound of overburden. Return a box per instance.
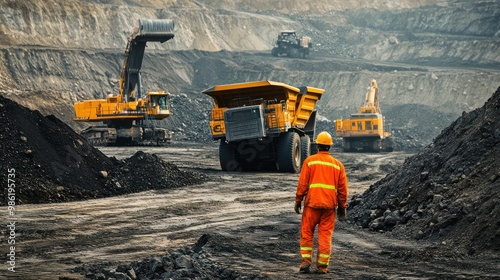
[349,87,500,255]
[0,95,206,205]
[106,151,207,193]
[76,234,269,280]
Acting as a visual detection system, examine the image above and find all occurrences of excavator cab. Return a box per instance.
[148,91,171,118]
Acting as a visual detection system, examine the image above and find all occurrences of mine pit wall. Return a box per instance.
[0,0,442,51]
[0,0,498,144]
[0,47,498,143]
[1,1,498,63]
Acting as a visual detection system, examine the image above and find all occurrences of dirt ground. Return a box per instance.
[3,142,498,279]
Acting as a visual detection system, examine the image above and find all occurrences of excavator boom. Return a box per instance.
[358,79,380,114]
[121,19,175,100]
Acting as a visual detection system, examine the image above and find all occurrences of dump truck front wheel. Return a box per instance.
[271,47,278,57]
[219,141,240,171]
[277,132,301,173]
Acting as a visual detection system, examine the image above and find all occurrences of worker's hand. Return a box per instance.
[337,207,346,221]
[294,201,302,214]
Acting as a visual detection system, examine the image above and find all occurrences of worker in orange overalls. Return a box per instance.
[294,131,348,274]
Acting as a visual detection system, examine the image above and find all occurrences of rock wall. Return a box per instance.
[1,0,497,58]
[0,0,498,146]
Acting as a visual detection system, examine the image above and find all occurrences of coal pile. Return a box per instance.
[106,151,207,193]
[0,95,114,204]
[348,87,500,255]
[0,95,207,205]
[75,234,270,280]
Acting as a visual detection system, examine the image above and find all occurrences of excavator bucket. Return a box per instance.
[132,19,175,42]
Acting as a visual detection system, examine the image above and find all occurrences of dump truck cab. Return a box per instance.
[203,80,324,173]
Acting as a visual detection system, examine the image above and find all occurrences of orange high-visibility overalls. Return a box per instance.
[296,151,348,271]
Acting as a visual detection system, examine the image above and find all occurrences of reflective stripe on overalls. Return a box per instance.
[300,246,313,262]
[317,253,330,266]
[307,160,340,193]
[308,160,341,170]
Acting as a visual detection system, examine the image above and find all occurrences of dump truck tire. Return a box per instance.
[310,144,318,155]
[300,135,310,166]
[277,132,301,173]
[271,47,278,57]
[219,141,240,171]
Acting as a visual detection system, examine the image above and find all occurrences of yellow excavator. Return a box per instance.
[74,19,174,146]
[335,79,393,152]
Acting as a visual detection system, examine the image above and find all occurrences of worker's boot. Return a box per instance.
[299,261,311,273]
[316,266,328,274]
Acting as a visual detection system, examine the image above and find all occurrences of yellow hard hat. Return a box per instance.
[315,131,333,146]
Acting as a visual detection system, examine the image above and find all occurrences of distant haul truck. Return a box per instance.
[271,30,312,58]
[335,79,393,152]
[203,80,324,173]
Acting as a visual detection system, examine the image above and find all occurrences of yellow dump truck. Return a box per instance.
[203,80,324,173]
